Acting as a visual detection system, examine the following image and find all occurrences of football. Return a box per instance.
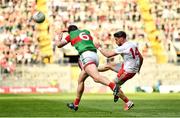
[32,11,45,23]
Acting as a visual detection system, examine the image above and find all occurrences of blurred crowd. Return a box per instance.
[0,0,180,74]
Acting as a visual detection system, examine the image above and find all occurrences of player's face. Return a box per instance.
[115,37,123,46]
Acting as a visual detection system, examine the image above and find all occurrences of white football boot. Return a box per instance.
[124,101,134,111]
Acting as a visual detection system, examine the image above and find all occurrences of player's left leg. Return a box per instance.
[114,68,136,110]
[67,69,88,111]
[75,70,88,105]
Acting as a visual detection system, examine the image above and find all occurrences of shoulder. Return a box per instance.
[65,35,70,42]
[82,29,90,34]
[126,41,138,47]
[70,30,80,34]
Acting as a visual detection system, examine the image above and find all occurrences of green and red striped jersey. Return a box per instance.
[65,29,97,54]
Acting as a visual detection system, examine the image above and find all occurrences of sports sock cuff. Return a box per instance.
[108,82,115,90]
[123,97,129,103]
[74,98,80,106]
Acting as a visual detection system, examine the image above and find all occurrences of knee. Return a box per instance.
[78,79,84,85]
[92,76,101,83]
[105,64,111,69]
[114,77,125,85]
[93,79,99,83]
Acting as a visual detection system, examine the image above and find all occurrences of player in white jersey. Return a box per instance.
[95,31,143,111]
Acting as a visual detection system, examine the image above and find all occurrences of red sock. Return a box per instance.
[108,82,115,91]
[123,97,129,103]
[74,98,80,106]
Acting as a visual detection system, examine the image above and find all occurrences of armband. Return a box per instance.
[98,47,102,50]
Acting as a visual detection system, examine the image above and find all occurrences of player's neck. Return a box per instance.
[122,40,127,44]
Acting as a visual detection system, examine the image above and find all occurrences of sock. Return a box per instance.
[123,97,129,103]
[74,98,80,106]
[108,82,115,90]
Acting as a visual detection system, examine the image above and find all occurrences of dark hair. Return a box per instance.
[114,31,126,38]
[68,25,78,33]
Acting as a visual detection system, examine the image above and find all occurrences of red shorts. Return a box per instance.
[116,64,136,85]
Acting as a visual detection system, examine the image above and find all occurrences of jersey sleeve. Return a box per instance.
[65,35,71,42]
[114,45,129,54]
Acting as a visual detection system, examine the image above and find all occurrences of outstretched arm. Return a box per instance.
[94,42,117,58]
[98,48,117,58]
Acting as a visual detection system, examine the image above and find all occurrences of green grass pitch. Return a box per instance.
[0,93,180,117]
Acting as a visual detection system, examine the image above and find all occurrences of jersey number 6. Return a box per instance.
[79,32,90,40]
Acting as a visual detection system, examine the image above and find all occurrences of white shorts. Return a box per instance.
[78,51,99,69]
[114,63,136,85]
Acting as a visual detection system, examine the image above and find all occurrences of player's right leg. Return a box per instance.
[84,64,119,96]
[79,51,119,98]
[113,86,134,111]
[98,63,122,73]
[118,88,134,111]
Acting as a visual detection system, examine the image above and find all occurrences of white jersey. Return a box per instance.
[114,41,141,73]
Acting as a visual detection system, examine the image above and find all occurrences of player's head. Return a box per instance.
[113,31,126,46]
[68,25,78,33]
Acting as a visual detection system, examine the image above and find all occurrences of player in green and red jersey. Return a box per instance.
[55,25,119,111]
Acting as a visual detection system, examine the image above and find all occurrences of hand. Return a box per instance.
[94,42,102,49]
[55,28,67,41]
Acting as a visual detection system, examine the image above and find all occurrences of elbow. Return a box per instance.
[106,53,115,58]
[139,54,143,61]
[141,56,144,61]
[107,55,112,58]
[101,51,115,58]
[140,56,143,64]
[57,44,63,48]
[57,45,61,48]
[103,54,111,58]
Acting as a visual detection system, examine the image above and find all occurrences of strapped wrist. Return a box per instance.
[98,47,102,50]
